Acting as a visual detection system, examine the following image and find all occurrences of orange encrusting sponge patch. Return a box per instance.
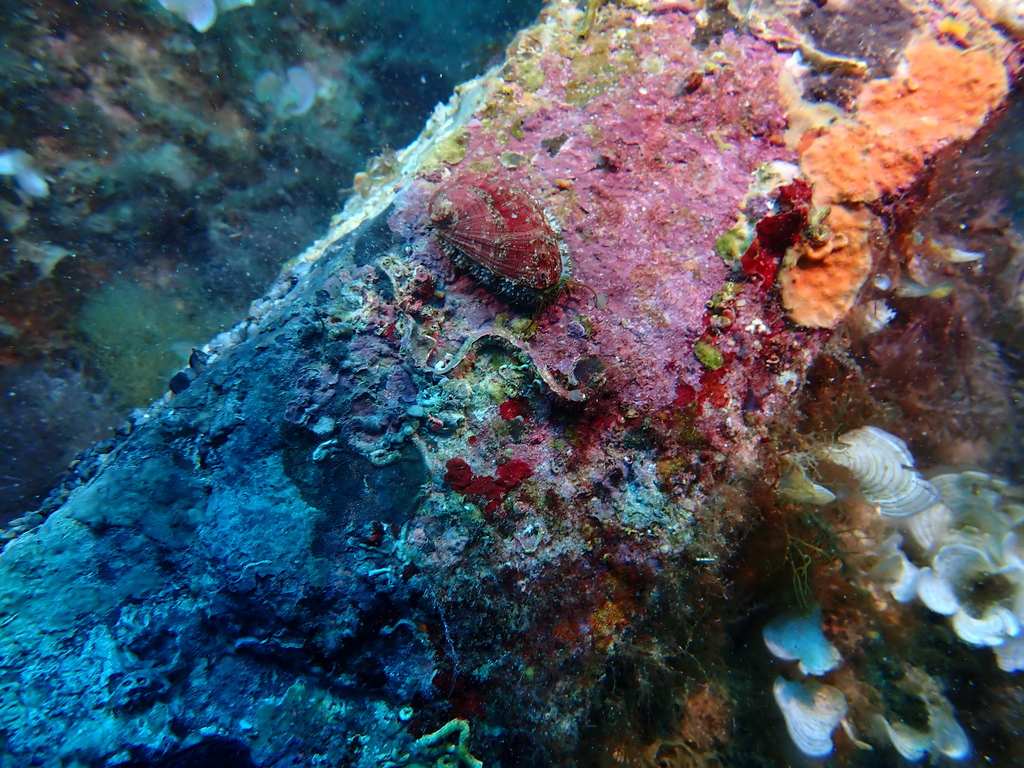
[801,38,1008,206]
[781,38,1008,328]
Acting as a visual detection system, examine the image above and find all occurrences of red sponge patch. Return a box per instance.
[444,457,534,518]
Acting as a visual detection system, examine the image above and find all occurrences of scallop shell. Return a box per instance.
[822,426,941,518]
[429,174,564,292]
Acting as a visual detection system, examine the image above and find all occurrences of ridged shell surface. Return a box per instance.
[823,426,941,518]
[772,678,847,758]
[429,174,563,291]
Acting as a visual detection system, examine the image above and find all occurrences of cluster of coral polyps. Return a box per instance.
[781,34,1010,327]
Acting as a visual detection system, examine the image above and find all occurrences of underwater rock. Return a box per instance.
[772,677,848,758]
[0,1,1021,766]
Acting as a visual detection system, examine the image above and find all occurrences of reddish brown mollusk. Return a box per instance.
[428,174,565,296]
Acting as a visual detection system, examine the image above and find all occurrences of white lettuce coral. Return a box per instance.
[772,678,848,757]
[880,667,970,762]
[763,607,842,676]
[821,427,941,518]
[821,430,1024,669]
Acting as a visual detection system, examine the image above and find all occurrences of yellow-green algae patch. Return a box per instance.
[694,339,725,371]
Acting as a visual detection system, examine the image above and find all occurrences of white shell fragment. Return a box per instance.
[773,678,848,758]
[763,607,842,676]
[822,427,941,518]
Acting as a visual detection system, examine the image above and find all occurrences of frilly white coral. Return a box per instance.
[952,606,1021,647]
[995,633,1024,672]
[869,536,920,603]
[763,607,842,676]
[822,427,941,517]
[882,667,970,761]
[915,567,959,615]
[822,430,1024,666]
[773,678,848,757]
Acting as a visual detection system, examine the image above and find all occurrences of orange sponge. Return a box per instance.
[801,38,1007,206]
[779,206,874,329]
[781,37,1008,328]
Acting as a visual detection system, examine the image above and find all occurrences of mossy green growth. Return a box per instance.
[694,339,725,371]
[707,281,742,311]
[499,151,529,169]
[565,41,637,107]
[516,60,547,92]
[78,279,234,407]
[410,719,483,768]
[431,131,470,166]
[714,216,753,264]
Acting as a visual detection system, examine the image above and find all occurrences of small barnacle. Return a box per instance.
[677,69,704,95]
[804,205,832,246]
